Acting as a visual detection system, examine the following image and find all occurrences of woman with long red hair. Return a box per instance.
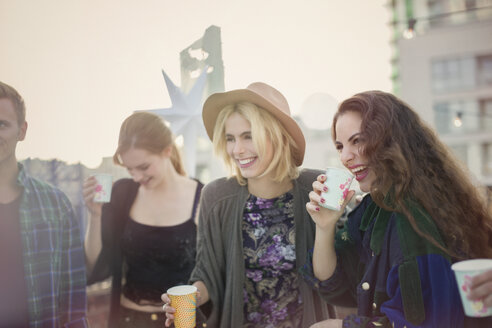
[302,91,492,327]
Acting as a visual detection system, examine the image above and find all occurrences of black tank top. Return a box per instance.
[120,182,202,304]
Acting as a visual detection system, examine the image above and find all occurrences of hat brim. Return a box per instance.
[202,88,306,166]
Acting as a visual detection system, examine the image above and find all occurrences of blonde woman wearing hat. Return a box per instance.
[161,82,331,327]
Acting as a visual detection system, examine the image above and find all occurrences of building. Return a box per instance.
[389,0,492,209]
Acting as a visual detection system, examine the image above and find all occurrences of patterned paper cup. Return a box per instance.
[167,285,197,328]
[320,167,354,211]
[451,259,492,317]
[93,173,112,203]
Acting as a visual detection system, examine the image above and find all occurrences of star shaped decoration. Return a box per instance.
[143,67,209,177]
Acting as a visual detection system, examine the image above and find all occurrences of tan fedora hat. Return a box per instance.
[202,82,305,166]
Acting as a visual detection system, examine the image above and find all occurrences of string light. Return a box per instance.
[454,112,463,128]
[403,18,416,39]
[390,5,492,40]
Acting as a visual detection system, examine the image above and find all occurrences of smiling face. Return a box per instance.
[334,110,375,193]
[119,147,170,189]
[224,112,273,182]
[0,98,27,167]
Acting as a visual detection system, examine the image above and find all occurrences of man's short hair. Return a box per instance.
[0,81,26,124]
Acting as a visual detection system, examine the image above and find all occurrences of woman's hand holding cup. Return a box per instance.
[161,293,176,327]
[306,173,354,232]
[161,287,201,328]
[82,176,103,217]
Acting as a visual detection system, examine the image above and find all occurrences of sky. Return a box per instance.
[0,0,392,168]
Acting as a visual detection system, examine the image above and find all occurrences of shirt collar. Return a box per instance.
[16,162,31,193]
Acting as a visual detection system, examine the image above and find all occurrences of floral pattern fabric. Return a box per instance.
[242,192,303,328]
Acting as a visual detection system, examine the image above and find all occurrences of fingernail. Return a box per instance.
[320,198,325,203]
[323,186,328,192]
[316,207,320,211]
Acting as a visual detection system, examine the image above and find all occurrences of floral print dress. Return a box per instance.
[242,192,303,328]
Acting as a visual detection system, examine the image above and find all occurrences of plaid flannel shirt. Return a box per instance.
[17,163,88,327]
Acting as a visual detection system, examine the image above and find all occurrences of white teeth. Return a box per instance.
[239,158,255,165]
[352,166,366,173]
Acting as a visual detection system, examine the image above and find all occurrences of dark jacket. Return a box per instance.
[301,194,492,327]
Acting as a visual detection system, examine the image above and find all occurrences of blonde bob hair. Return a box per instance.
[113,111,186,176]
[213,102,299,185]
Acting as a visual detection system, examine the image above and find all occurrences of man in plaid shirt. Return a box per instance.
[0,81,88,327]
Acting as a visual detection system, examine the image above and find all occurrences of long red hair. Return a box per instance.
[333,91,492,259]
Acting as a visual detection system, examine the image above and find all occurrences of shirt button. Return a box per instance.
[362,282,370,290]
[151,313,158,321]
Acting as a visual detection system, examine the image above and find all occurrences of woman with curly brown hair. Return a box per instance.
[301,91,492,327]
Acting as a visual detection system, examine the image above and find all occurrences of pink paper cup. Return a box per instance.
[451,259,492,317]
[320,167,354,211]
[93,173,112,203]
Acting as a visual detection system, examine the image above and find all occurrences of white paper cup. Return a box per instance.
[451,259,492,317]
[320,167,354,211]
[167,285,197,328]
[93,173,112,203]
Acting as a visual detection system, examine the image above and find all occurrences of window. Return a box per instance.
[477,55,492,86]
[480,99,492,131]
[431,56,475,92]
[434,100,480,134]
[483,143,492,176]
[427,0,491,25]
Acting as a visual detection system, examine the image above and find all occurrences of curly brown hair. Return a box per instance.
[332,90,492,259]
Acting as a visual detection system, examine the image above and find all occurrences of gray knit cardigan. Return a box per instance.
[189,168,331,328]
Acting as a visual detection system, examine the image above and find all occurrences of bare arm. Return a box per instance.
[82,176,104,276]
[306,174,354,280]
[309,319,343,328]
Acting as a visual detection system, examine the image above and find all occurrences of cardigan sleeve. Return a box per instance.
[189,180,229,327]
